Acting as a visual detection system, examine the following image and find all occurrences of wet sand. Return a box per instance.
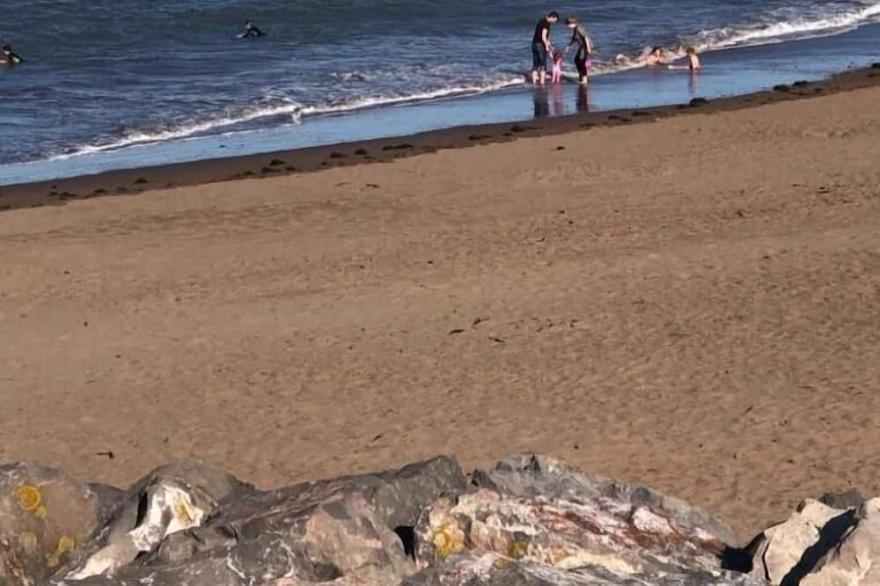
[2,66,880,211]
[2,69,880,540]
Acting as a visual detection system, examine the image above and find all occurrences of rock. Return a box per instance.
[0,454,785,585]
[56,456,464,585]
[476,455,736,545]
[820,490,864,511]
[748,499,857,585]
[413,455,745,585]
[64,461,247,581]
[0,462,122,586]
[798,497,880,585]
[690,97,710,107]
[404,552,765,585]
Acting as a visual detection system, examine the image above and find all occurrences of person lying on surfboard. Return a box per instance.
[238,21,266,39]
[0,45,23,65]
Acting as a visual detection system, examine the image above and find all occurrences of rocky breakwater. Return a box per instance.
[0,454,873,585]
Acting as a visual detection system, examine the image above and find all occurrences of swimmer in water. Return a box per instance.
[0,45,23,65]
[614,46,664,68]
[669,47,702,71]
[686,47,701,70]
[238,21,266,39]
[647,47,666,66]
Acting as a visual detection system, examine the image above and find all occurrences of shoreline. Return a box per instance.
[2,64,879,212]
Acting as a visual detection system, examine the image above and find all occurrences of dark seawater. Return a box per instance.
[1,0,879,165]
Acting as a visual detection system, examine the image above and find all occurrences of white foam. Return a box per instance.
[697,2,880,50]
[298,77,523,116]
[49,76,524,160]
[594,2,880,75]
[48,101,304,161]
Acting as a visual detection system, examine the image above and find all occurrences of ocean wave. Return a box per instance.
[299,77,523,116]
[695,1,880,50]
[608,1,880,71]
[48,101,304,161]
[49,76,523,160]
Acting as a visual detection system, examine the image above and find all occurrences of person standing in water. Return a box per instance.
[668,47,702,71]
[565,17,593,85]
[0,45,23,65]
[531,11,559,85]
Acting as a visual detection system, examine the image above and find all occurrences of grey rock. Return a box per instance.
[0,454,774,586]
[0,462,121,586]
[56,456,465,585]
[820,490,864,511]
[413,455,749,586]
[473,454,737,546]
[404,552,766,585]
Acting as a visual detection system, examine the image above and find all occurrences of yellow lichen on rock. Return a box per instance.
[432,523,467,559]
[508,539,529,560]
[173,495,196,525]
[46,535,75,568]
[15,484,42,512]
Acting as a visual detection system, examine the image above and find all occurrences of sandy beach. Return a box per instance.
[2,78,880,541]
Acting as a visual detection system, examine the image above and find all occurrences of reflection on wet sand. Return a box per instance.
[577,85,593,113]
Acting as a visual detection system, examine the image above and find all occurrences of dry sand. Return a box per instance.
[2,83,880,541]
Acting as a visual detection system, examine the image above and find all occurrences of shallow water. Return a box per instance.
[2,0,880,166]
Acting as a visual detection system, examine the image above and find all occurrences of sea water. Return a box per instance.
[1,0,879,169]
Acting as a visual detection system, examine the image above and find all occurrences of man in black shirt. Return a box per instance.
[531,11,559,85]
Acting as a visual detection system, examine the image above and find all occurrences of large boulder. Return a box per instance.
[800,497,880,585]
[748,499,855,584]
[1,454,768,585]
[410,455,750,585]
[404,551,765,585]
[58,456,466,585]
[0,462,122,585]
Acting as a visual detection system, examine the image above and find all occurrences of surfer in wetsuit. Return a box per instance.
[238,21,266,39]
[565,17,593,85]
[531,11,559,85]
[0,45,23,65]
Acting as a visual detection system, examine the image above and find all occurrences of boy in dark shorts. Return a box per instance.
[531,11,559,85]
[565,17,593,85]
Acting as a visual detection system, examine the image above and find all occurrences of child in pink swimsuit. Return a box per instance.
[551,50,565,84]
